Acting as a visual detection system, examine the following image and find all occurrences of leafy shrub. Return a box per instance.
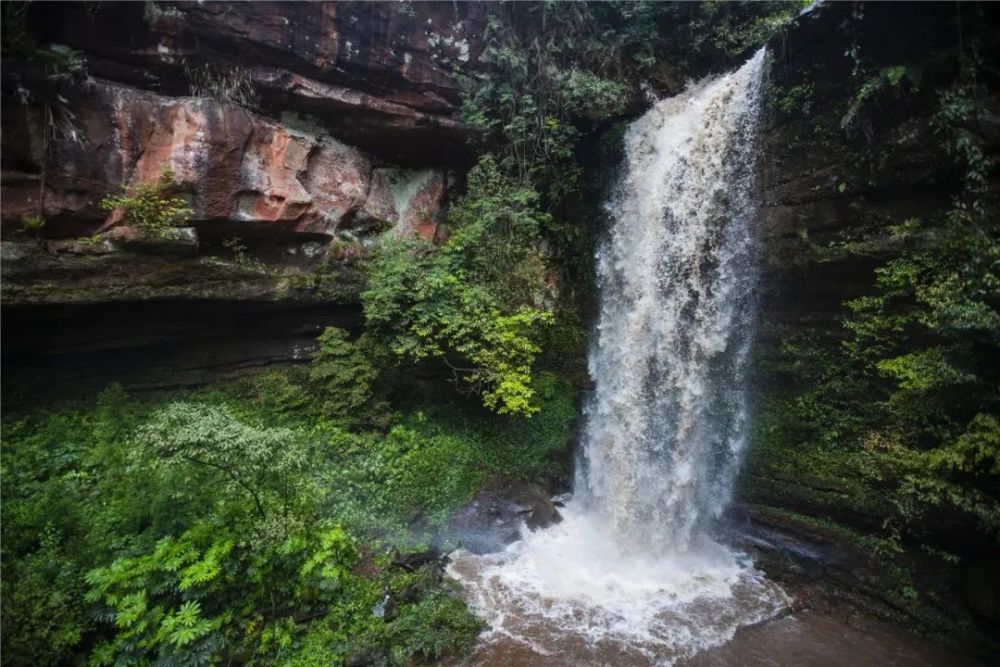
[1,528,89,666]
[310,327,378,420]
[134,401,316,533]
[406,371,578,483]
[285,567,481,667]
[772,82,815,117]
[84,522,360,666]
[458,7,628,200]
[252,369,313,421]
[317,423,484,540]
[363,156,554,416]
[1,388,485,666]
[384,588,484,661]
[100,168,193,236]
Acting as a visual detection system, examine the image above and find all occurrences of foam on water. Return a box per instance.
[448,49,781,666]
[448,507,788,665]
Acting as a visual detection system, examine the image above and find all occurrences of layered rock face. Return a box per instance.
[755,2,1000,343]
[5,2,995,400]
[1,1,483,395]
[3,81,449,304]
[30,1,483,163]
[2,1,485,301]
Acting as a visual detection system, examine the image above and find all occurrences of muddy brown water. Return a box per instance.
[444,608,986,667]
[687,610,985,667]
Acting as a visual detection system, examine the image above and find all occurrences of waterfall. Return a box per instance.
[448,50,788,666]
[579,47,764,554]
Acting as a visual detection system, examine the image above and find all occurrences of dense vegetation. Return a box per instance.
[745,6,999,649]
[2,353,577,665]
[362,156,555,416]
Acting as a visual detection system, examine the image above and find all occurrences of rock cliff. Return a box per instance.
[1,1,485,395]
[3,1,997,402]
[756,2,999,343]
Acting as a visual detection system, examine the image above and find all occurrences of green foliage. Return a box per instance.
[100,168,193,236]
[83,522,360,666]
[408,372,579,484]
[453,1,800,311]
[134,401,316,530]
[772,82,815,117]
[841,65,919,138]
[750,51,1000,561]
[1,527,89,666]
[458,1,799,202]
[753,226,1000,554]
[0,354,580,665]
[252,369,314,422]
[382,587,483,662]
[934,76,996,225]
[19,214,45,230]
[457,4,631,201]
[1,2,87,79]
[1,383,494,667]
[221,236,262,270]
[2,387,148,666]
[363,156,554,416]
[698,2,801,59]
[285,570,483,667]
[309,327,377,419]
[322,424,486,535]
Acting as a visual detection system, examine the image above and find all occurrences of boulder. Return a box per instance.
[449,476,563,554]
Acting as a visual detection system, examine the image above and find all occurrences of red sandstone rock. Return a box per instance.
[361,169,447,241]
[1,79,446,240]
[0,2,482,308]
[25,1,485,164]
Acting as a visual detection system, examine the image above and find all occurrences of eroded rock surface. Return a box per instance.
[1,78,448,305]
[0,1,487,309]
[1,2,486,398]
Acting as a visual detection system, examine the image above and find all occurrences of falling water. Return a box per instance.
[580,45,764,554]
[448,49,788,666]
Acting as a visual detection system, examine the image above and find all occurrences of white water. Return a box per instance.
[448,50,787,666]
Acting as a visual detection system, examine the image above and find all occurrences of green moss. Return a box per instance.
[771,82,815,117]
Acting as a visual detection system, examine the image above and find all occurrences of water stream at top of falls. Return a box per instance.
[447,49,788,666]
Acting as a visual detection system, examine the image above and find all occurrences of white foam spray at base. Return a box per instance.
[449,508,788,666]
[448,49,785,666]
